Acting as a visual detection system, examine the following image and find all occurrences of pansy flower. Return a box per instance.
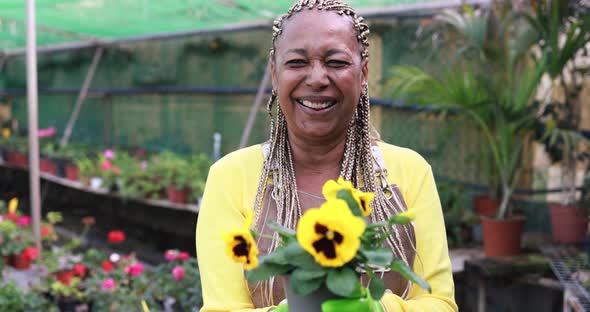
[322,177,375,217]
[222,210,259,270]
[297,198,366,267]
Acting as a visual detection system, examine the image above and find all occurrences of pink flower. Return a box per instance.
[140,161,148,170]
[103,149,115,160]
[0,215,3,222]
[100,160,113,171]
[125,263,144,277]
[172,266,185,281]
[178,251,190,261]
[17,216,31,227]
[164,249,178,261]
[101,278,116,290]
[135,149,145,157]
[38,127,57,138]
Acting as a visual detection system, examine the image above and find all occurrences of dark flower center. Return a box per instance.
[233,235,251,263]
[312,223,343,259]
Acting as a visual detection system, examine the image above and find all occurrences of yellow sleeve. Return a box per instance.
[196,161,273,312]
[381,153,458,311]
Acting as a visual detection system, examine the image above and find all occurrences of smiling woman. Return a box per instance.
[196,1,457,311]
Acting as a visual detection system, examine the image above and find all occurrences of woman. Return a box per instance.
[196,0,457,311]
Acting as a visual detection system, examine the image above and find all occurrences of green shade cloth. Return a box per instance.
[0,0,445,52]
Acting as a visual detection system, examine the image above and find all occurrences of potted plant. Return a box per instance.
[75,154,98,187]
[224,178,430,310]
[0,282,55,311]
[187,154,212,204]
[155,151,192,204]
[4,135,28,167]
[40,140,59,175]
[54,143,90,180]
[388,3,546,256]
[527,0,590,244]
[147,251,202,311]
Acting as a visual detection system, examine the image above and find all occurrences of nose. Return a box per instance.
[305,61,329,90]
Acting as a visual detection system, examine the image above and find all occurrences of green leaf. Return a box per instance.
[336,189,363,217]
[284,242,322,270]
[362,248,393,267]
[326,267,359,297]
[388,215,412,225]
[368,277,385,301]
[390,259,431,293]
[289,269,324,296]
[264,247,288,265]
[267,222,297,242]
[246,261,291,282]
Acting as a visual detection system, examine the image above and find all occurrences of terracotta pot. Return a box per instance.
[40,158,57,175]
[6,151,28,167]
[473,195,500,217]
[65,164,79,181]
[3,254,15,266]
[166,186,189,204]
[55,269,76,286]
[549,203,587,244]
[481,216,525,257]
[13,253,32,270]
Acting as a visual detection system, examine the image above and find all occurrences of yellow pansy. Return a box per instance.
[222,210,259,270]
[2,128,10,138]
[8,198,18,214]
[297,198,366,267]
[322,177,375,217]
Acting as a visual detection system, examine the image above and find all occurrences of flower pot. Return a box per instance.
[283,278,340,312]
[166,186,189,204]
[55,269,76,286]
[65,164,79,181]
[54,158,68,178]
[6,151,28,167]
[40,157,58,175]
[473,195,500,217]
[56,297,92,312]
[13,253,32,270]
[481,216,525,257]
[549,203,587,244]
[3,254,14,266]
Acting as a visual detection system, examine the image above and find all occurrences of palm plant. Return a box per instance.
[526,0,590,205]
[387,2,545,219]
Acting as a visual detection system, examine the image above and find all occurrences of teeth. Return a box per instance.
[299,100,334,110]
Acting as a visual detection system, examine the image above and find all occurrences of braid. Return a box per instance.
[253,0,416,305]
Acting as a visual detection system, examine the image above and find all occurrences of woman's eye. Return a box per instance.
[286,59,307,67]
[327,60,350,68]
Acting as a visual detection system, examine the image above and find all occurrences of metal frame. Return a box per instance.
[542,246,590,312]
[59,46,104,146]
[0,0,491,58]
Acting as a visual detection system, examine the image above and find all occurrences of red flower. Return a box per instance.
[41,226,52,237]
[81,216,95,226]
[21,247,39,261]
[5,213,18,221]
[102,260,114,272]
[100,160,113,171]
[73,263,87,277]
[112,166,121,175]
[107,230,125,244]
[178,251,190,260]
[124,263,144,277]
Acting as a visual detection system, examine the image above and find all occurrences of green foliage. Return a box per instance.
[0,282,55,312]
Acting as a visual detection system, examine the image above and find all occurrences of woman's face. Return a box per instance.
[271,9,368,143]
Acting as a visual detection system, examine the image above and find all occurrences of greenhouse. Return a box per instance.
[0,0,589,311]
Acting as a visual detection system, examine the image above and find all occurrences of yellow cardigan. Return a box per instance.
[196,142,458,312]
